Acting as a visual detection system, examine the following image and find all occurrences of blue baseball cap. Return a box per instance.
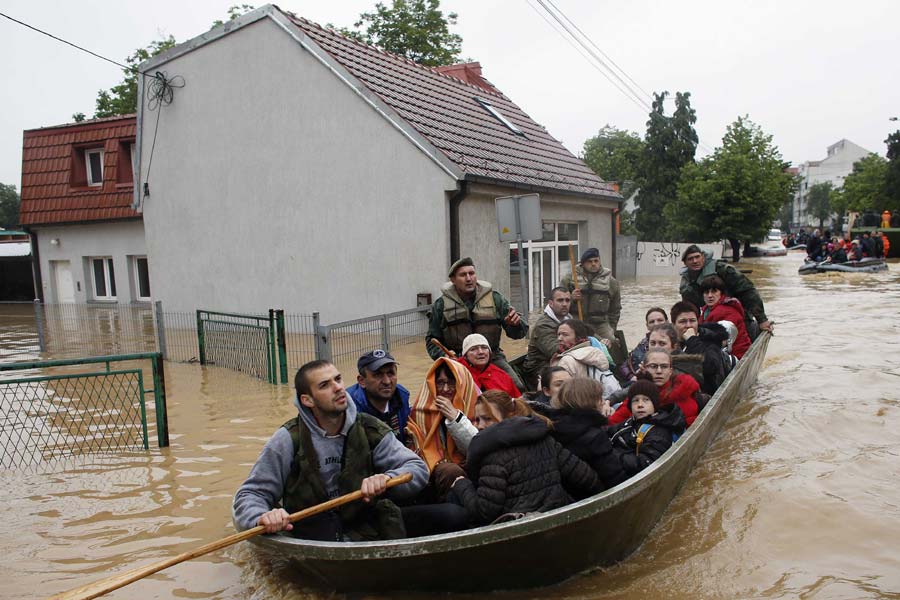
[357,349,397,373]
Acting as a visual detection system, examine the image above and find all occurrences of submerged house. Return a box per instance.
[20,115,151,304]
[135,5,620,320]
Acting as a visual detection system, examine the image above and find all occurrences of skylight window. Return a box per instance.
[475,97,524,136]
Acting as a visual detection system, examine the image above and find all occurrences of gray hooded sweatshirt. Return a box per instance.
[233,396,428,532]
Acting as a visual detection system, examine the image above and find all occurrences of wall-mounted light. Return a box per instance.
[50,238,60,246]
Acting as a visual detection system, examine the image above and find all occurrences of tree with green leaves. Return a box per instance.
[211,4,255,28]
[665,116,796,260]
[884,130,900,211]
[582,125,644,198]
[338,0,463,67]
[0,183,21,230]
[93,36,177,118]
[807,181,834,229]
[840,154,888,212]
[635,91,698,241]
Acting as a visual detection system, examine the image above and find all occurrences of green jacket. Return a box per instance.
[560,266,621,330]
[426,281,527,359]
[522,311,566,379]
[281,413,406,541]
[679,251,768,324]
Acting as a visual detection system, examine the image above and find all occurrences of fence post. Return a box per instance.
[196,309,206,365]
[313,311,332,361]
[151,352,169,448]
[381,313,390,352]
[33,299,46,352]
[154,300,168,360]
[275,309,288,384]
[267,309,277,384]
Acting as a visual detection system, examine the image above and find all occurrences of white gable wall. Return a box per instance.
[139,18,456,320]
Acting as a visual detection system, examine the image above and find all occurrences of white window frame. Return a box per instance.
[132,255,151,301]
[509,222,579,313]
[475,97,525,136]
[90,257,117,301]
[85,148,104,186]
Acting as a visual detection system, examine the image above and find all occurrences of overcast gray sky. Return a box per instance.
[2,0,898,188]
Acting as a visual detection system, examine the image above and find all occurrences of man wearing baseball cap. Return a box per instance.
[346,349,411,444]
[559,247,622,342]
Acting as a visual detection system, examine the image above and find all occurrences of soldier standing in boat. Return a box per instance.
[426,257,528,391]
[559,247,621,343]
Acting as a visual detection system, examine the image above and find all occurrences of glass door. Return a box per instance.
[528,247,555,314]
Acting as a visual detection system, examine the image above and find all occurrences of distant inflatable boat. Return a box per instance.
[799,258,889,275]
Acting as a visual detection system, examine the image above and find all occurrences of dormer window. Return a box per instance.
[475,97,524,136]
[85,149,104,186]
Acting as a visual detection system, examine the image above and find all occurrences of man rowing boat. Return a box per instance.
[233,360,428,540]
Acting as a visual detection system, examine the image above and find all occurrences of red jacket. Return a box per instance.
[700,296,751,359]
[608,374,700,427]
[460,358,521,398]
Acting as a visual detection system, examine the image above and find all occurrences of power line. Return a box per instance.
[524,0,650,116]
[0,10,135,73]
[529,1,717,155]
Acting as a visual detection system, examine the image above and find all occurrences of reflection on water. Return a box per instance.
[2,257,900,599]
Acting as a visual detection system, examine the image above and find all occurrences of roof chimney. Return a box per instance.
[434,62,500,94]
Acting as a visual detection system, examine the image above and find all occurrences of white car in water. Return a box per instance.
[767,228,782,242]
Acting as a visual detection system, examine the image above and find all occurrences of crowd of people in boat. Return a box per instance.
[788,227,891,263]
[234,246,771,542]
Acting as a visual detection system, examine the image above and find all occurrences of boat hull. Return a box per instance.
[799,258,888,275]
[236,334,771,592]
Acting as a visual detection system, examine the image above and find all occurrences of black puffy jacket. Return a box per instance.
[454,416,600,525]
[608,404,686,476]
[684,323,734,395]
[545,408,628,491]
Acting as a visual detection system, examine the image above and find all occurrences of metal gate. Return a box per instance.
[196,309,288,384]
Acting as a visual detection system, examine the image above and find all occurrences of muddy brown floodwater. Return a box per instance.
[2,253,900,599]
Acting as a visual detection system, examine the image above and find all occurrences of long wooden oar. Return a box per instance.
[51,473,413,600]
[568,243,584,320]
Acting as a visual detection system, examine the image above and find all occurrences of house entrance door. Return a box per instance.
[51,260,75,303]
[528,247,554,314]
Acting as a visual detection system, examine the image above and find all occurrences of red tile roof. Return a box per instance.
[288,15,619,200]
[20,115,139,226]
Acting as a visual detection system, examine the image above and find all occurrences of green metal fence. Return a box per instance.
[196,309,288,384]
[0,352,168,469]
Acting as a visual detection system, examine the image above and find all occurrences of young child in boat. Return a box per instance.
[608,379,686,477]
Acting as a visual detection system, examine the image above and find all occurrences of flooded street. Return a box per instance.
[2,252,900,599]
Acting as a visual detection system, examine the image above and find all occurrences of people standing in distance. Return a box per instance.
[559,247,622,343]
[233,360,428,540]
[522,287,572,390]
[346,350,410,443]
[426,257,528,390]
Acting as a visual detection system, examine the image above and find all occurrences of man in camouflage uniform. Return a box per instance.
[426,257,527,391]
[679,245,773,335]
[559,247,621,342]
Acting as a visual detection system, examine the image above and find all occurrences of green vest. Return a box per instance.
[440,280,502,353]
[566,267,615,328]
[281,412,406,541]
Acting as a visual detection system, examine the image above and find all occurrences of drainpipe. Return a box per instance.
[26,229,44,302]
[611,207,618,278]
[449,180,469,262]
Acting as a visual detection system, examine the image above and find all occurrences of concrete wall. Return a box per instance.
[456,183,618,300]
[138,18,456,320]
[634,241,723,277]
[34,220,147,303]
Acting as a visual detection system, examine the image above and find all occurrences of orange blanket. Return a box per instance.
[407,357,479,471]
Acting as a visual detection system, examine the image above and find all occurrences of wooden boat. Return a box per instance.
[799,257,888,275]
[235,333,771,593]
